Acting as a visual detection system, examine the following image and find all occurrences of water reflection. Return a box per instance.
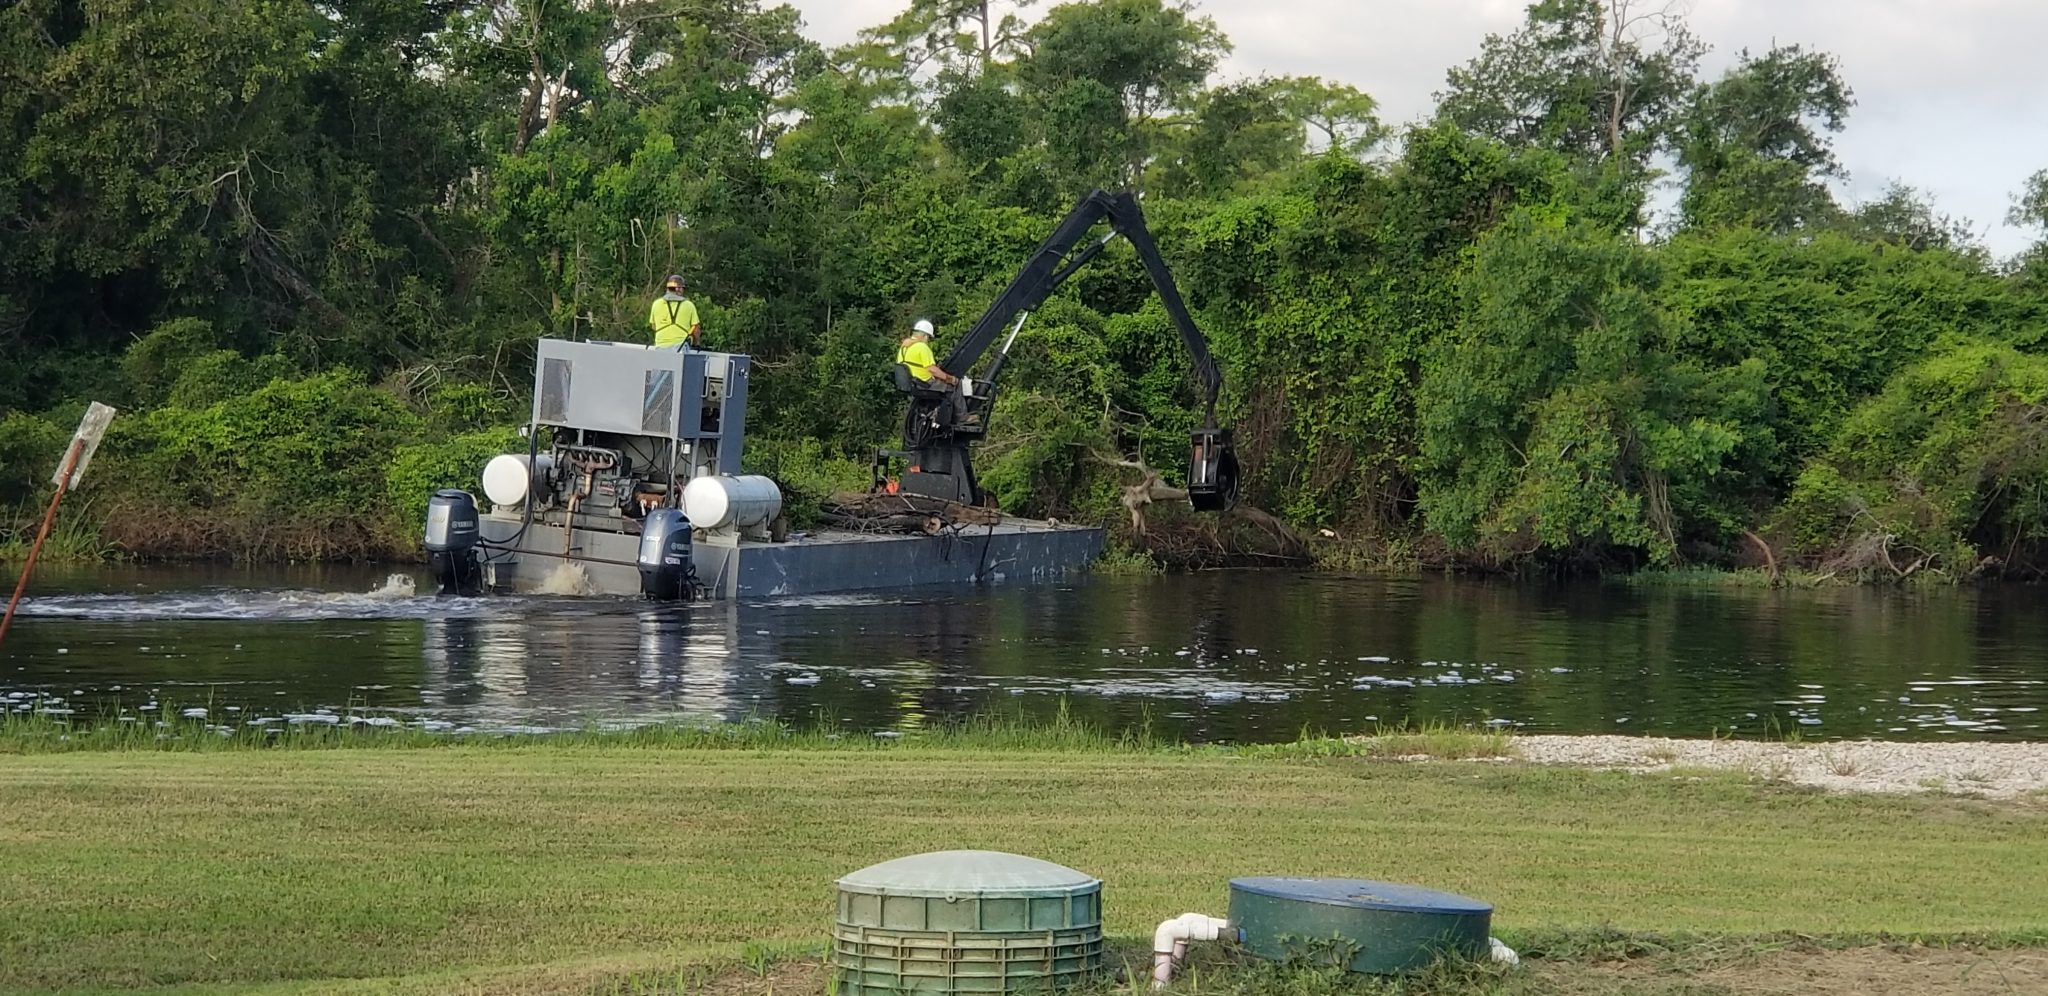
[407,602,774,728]
[636,604,758,723]
[2,565,2045,742]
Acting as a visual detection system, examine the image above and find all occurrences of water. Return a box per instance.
[3,565,2045,743]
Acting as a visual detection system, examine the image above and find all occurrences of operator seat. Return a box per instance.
[894,362,951,447]
[892,362,950,398]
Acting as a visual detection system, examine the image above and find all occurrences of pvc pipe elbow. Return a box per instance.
[1151,913,1231,989]
[1152,911,1229,952]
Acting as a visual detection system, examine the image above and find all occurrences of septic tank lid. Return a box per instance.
[1230,877,1491,916]
[839,850,1099,897]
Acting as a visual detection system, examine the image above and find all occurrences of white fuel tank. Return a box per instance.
[682,474,782,531]
[481,453,557,508]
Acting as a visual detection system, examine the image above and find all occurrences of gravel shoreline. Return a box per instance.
[1506,735,2048,799]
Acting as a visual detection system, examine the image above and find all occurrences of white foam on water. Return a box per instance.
[532,563,596,596]
[742,593,905,608]
[366,573,416,599]
[10,571,500,621]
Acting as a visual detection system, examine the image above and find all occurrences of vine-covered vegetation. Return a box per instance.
[5,0,2048,580]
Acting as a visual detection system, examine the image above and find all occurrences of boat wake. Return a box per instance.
[13,573,505,621]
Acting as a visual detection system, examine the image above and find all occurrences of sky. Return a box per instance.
[783,0,2048,257]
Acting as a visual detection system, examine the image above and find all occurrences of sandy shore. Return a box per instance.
[1503,735,2048,799]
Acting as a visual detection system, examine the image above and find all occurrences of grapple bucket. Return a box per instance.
[1187,426,1240,512]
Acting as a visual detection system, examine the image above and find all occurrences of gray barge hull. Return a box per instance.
[476,513,1103,599]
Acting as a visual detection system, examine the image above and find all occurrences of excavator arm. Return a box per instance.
[900,190,1240,512]
[938,190,1224,422]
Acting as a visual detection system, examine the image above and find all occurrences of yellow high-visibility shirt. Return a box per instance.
[649,296,700,348]
[897,338,936,382]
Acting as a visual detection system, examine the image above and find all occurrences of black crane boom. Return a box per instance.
[936,190,1223,419]
[891,190,1239,512]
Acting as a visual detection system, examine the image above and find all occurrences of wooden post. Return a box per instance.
[0,402,116,649]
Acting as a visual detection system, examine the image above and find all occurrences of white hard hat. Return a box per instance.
[912,318,935,336]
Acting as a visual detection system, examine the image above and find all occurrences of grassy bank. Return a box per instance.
[1,734,2044,994]
[0,708,1189,755]
[0,708,1522,759]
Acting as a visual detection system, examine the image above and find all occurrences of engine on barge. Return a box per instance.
[425,338,779,600]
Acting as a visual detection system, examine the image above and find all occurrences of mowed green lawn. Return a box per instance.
[1,747,2043,994]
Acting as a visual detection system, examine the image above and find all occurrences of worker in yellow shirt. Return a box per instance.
[649,274,701,350]
[896,318,973,426]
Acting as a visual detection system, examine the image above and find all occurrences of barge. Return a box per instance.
[420,189,1250,601]
[421,337,1104,600]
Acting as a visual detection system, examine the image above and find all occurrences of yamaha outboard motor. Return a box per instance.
[636,508,695,601]
[1187,426,1240,512]
[424,489,483,596]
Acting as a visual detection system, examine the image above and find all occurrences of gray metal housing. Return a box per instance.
[533,338,749,478]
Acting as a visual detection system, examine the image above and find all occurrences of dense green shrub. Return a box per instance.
[95,372,423,558]
[385,428,530,535]
[0,411,67,507]
[1779,341,2048,577]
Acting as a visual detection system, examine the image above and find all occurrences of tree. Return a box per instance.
[1273,76,1386,157]
[857,0,1038,78]
[2009,169,2048,234]
[1677,44,1852,232]
[1153,79,1305,197]
[2009,169,2048,287]
[1436,0,1702,177]
[1416,209,1760,564]
[0,0,503,394]
[1018,0,1228,190]
[1841,183,1981,254]
[934,66,1032,180]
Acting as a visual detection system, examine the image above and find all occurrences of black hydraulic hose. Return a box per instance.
[972,516,998,583]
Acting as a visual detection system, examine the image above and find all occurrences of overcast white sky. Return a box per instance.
[785,0,2048,257]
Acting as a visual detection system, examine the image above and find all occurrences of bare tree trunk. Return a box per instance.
[1604,0,1630,163]
[513,50,545,154]
[549,247,562,317]
[979,1,992,67]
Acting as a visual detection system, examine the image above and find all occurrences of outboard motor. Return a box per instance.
[1187,426,1240,512]
[424,489,483,596]
[636,507,695,601]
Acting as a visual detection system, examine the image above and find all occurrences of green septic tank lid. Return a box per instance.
[1231,877,1491,916]
[838,850,1099,898]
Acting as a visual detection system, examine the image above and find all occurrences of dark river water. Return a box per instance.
[3,565,2044,743]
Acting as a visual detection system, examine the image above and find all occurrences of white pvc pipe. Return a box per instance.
[1151,912,1231,989]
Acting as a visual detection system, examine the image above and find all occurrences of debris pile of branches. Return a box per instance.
[1094,452,1312,570]
[1131,502,1314,570]
[820,491,1000,535]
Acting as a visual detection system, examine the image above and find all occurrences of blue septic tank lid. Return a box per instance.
[1230,877,1491,916]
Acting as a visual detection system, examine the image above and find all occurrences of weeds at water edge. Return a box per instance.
[0,698,1184,755]
[0,498,123,563]
[1243,720,1516,761]
[0,702,1537,761]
